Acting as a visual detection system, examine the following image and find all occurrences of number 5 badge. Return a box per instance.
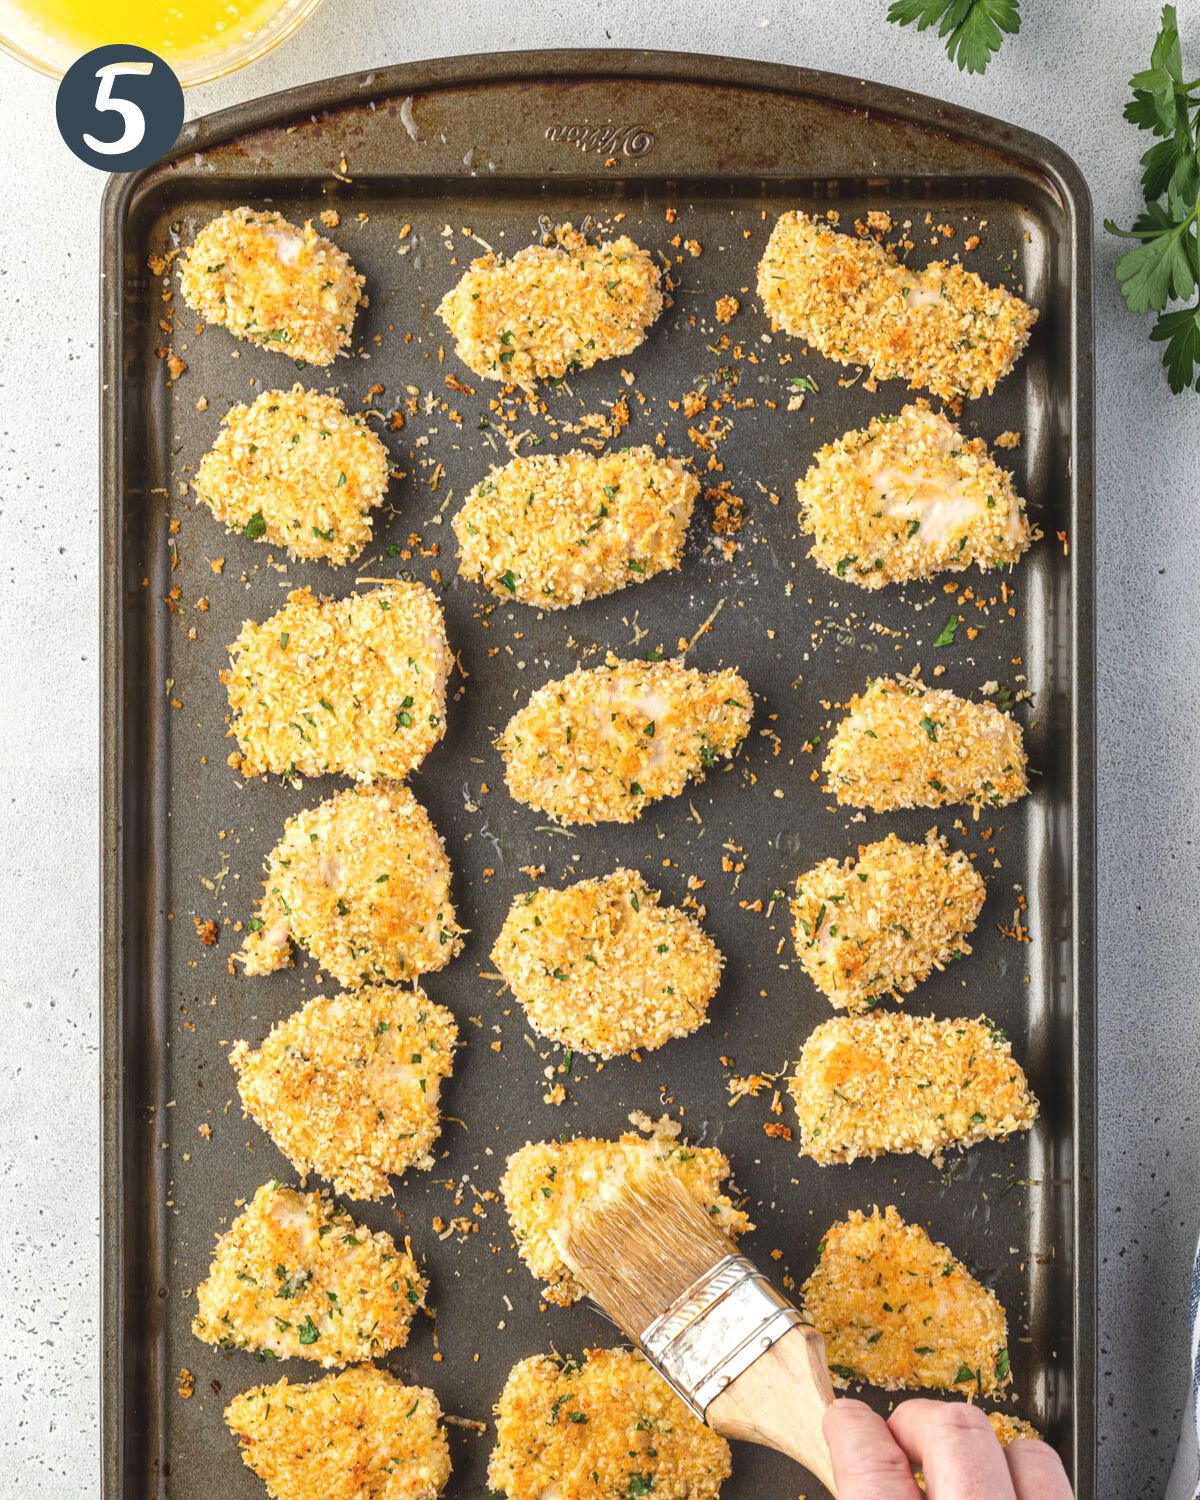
[56,44,184,171]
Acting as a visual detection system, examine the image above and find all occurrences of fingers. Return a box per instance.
[823,1399,923,1500]
[888,1400,1017,1500]
[1006,1438,1076,1500]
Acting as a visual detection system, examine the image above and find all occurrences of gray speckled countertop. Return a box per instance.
[1,1,1195,1495]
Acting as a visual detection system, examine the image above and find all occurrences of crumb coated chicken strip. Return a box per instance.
[224,582,451,782]
[792,829,985,1011]
[488,1349,731,1500]
[179,207,364,365]
[500,1133,751,1305]
[491,868,722,1056]
[791,1012,1039,1166]
[195,386,390,565]
[453,447,698,608]
[797,401,1035,588]
[437,224,663,389]
[192,1182,426,1367]
[225,1367,451,1500]
[238,785,462,989]
[497,658,752,824]
[822,678,1028,813]
[757,211,1036,401]
[229,985,459,1200]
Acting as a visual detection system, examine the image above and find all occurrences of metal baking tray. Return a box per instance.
[101,49,1095,1500]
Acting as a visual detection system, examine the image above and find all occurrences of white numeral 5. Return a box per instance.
[83,61,154,156]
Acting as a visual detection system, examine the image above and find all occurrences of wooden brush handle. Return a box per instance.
[706,1323,838,1496]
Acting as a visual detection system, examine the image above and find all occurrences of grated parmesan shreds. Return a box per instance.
[237,784,462,989]
[192,1182,426,1367]
[491,868,723,1057]
[822,677,1028,814]
[453,447,698,608]
[179,207,364,365]
[229,986,459,1200]
[790,1012,1039,1166]
[488,1349,731,1500]
[225,1366,451,1500]
[437,224,663,390]
[796,401,1036,588]
[757,210,1036,401]
[224,583,451,782]
[791,829,986,1012]
[195,386,389,566]
[497,658,752,825]
[801,1206,1010,1395]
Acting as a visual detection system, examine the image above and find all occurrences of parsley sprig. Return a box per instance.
[886,0,1020,75]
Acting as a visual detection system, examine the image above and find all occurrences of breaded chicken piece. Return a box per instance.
[791,1012,1039,1165]
[238,785,462,989]
[225,1366,451,1500]
[801,1206,1010,1395]
[757,211,1036,401]
[797,401,1035,587]
[791,830,985,1011]
[498,658,752,824]
[492,868,722,1056]
[192,1182,426,1367]
[488,1348,731,1500]
[822,678,1028,813]
[195,386,390,565]
[179,207,364,365]
[437,224,663,389]
[500,1133,751,1304]
[229,986,459,1200]
[224,583,451,782]
[453,447,698,608]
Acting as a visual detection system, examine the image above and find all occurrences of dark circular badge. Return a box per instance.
[55,44,184,172]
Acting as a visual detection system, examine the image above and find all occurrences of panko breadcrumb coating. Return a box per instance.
[802,1206,1010,1395]
[757,210,1036,401]
[453,447,698,608]
[225,1366,451,1500]
[237,785,462,989]
[488,1349,731,1500]
[195,386,389,565]
[797,401,1035,587]
[437,224,663,389]
[224,583,451,782]
[791,1012,1039,1166]
[791,829,986,1011]
[822,677,1028,813]
[229,986,459,1200]
[192,1181,426,1367]
[498,658,752,824]
[500,1134,751,1304]
[491,868,723,1057]
[179,207,364,365]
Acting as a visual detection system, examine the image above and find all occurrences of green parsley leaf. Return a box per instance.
[934,612,961,647]
[244,512,266,540]
[886,0,1020,74]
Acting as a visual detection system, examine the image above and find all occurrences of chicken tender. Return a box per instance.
[791,1012,1039,1165]
[792,830,986,1011]
[492,868,722,1056]
[229,985,459,1200]
[238,785,462,989]
[195,386,390,565]
[192,1181,426,1367]
[179,207,364,365]
[225,1366,451,1500]
[498,658,752,824]
[801,1206,1010,1395]
[757,210,1036,401]
[488,1348,731,1500]
[437,224,663,389]
[797,401,1035,587]
[454,447,697,608]
[224,582,451,782]
[822,677,1028,813]
[500,1133,750,1304]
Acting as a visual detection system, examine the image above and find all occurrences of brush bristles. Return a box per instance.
[555,1160,739,1338]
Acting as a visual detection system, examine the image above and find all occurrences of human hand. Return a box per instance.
[823,1397,1074,1499]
